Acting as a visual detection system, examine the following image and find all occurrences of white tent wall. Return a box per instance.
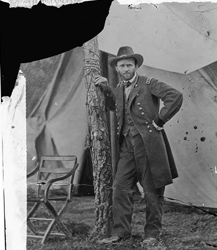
[98,1,217,74]
[27,48,88,186]
[137,64,217,208]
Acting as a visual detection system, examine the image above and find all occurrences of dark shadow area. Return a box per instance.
[0,0,113,97]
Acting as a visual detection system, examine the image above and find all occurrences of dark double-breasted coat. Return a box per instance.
[103,75,183,188]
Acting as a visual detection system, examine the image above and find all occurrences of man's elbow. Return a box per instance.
[175,91,184,110]
[178,91,183,105]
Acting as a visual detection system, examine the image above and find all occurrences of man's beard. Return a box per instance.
[121,72,134,81]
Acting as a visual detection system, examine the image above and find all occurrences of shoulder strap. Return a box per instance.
[146,77,153,85]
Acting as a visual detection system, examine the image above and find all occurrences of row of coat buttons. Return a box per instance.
[147,125,152,133]
[115,108,118,118]
[137,102,145,116]
[116,103,120,136]
[145,120,153,133]
[137,103,152,132]
[115,105,153,134]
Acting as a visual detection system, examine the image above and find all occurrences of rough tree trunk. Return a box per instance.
[83,37,113,238]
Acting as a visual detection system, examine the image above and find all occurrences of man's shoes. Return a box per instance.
[142,236,159,247]
[142,236,168,249]
[99,235,127,244]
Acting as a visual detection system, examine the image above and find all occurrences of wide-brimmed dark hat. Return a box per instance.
[108,46,144,69]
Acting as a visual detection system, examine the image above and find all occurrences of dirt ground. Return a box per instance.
[27,195,217,250]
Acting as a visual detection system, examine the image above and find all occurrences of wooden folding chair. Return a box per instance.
[27,155,79,244]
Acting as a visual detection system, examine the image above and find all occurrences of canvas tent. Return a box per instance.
[99,1,217,74]
[27,48,92,194]
[27,1,217,208]
[26,47,117,195]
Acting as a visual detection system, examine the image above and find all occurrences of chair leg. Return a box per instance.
[27,219,39,235]
[41,217,56,244]
[28,201,41,218]
[27,201,41,235]
[43,201,72,241]
[27,200,71,244]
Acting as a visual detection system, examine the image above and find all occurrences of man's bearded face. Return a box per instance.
[115,58,138,81]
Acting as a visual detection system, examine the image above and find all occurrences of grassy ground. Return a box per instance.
[27,195,217,250]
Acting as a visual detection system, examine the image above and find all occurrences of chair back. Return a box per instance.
[37,155,78,201]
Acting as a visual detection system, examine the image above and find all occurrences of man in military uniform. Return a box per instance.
[95,46,183,247]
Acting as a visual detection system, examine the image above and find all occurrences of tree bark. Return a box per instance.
[83,37,113,237]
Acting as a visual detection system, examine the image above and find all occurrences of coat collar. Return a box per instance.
[116,74,142,107]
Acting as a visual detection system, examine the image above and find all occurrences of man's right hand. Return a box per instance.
[94,75,116,111]
[94,76,108,88]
